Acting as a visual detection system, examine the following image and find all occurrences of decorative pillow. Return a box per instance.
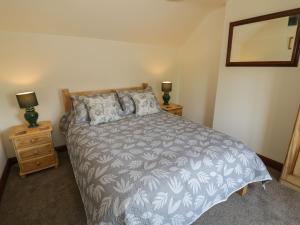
[116,91,135,115]
[130,92,161,116]
[117,86,154,116]
[71,95,89,123]
[83,94,122,125]
[59,111,75,136]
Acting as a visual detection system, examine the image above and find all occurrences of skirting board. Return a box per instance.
[0,146,282,202]
[0,161,9,202]
[257,154,283,172]
[0,157,17,202]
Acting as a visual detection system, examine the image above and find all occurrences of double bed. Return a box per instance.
[60,83,271,225]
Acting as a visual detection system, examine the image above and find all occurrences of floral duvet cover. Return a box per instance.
[62,111,271,225]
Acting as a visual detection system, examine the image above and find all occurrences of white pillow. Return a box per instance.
[83,94,122,125]
[130,92,161,116]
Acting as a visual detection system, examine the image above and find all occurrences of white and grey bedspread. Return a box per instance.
[62,111,271,225]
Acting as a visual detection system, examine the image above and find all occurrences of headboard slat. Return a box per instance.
[61,83,148,113]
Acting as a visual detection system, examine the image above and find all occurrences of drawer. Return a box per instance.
[19,144,53,161]
[20,154,57,173]
[14,133,51,149]
[170,109,182,116]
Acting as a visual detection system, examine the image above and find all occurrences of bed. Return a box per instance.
[60,83,272,225]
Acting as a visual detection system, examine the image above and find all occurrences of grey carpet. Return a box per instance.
[0,151,299,225]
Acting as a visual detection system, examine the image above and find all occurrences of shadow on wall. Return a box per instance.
[2,129,13,158]
[0,132,8,175]
[1,92,23,157]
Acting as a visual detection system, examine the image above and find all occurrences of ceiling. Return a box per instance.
[0,0,226,47]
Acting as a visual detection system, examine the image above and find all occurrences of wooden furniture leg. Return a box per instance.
[237,185,248,196]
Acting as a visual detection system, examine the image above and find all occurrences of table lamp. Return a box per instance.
[16,91,39,128]
[161,81,172,105]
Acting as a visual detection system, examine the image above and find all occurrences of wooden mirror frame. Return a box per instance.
[226,8,300,67]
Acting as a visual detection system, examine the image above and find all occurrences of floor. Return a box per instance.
[0,152,300,225]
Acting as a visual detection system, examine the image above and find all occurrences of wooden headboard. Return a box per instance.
[62,83,148,113]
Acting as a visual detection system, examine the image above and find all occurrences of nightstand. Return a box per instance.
[160,103,183,116]
[9,121,59,177]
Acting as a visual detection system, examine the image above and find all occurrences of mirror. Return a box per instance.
[226,8,300,67]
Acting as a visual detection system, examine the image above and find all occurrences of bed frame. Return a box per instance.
[61,82,248,196]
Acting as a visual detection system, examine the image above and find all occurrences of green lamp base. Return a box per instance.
[163,92,170,105]
[24,107,39,128]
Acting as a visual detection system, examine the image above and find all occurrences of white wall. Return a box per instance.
[177,8,225,126]
[0,32,178,157]
[0,134,7,176]
[214,0,300,163]
[2,0,299,165]
[0,0,225,47]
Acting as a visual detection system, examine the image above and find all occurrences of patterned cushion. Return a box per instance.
[71,93,123,123]
[130,92,161,116]
[71,95,89,123]
[59,111,75,136]
[116,91,135,115]
[83,94,122,125]
[117,86,154,116]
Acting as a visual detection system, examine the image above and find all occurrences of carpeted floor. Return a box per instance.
[0,151,300,225]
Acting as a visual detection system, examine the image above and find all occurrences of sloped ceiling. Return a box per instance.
[0,0,226,47]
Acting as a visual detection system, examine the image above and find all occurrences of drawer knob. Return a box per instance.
[36,161,41,166]
[34,150,38,154]
[30,139,35,143]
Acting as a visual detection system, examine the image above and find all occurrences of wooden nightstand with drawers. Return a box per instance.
[9,121,59,177]
[160,103,183,116]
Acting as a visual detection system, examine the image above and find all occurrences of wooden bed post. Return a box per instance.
[62,89,71,113]
[142,83,148,89]
[237,185,248,197]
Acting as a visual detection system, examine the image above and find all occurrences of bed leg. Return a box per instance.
[237,185,248,197]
